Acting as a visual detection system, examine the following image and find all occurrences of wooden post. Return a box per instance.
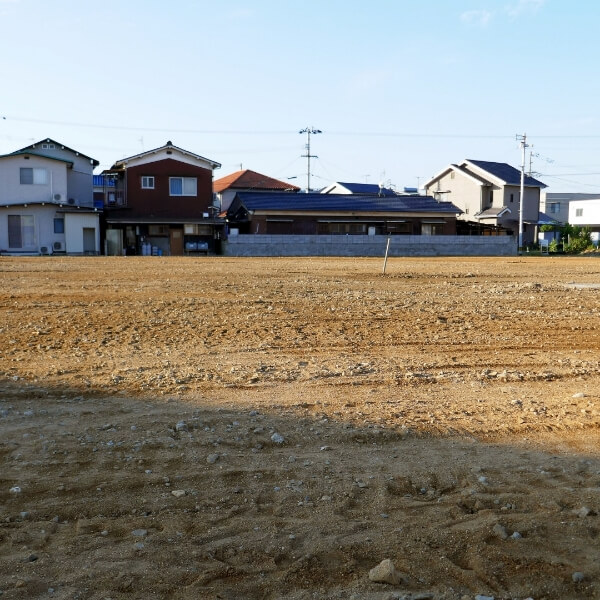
[382,237,391,275]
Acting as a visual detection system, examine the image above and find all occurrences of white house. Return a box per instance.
[569,198,600,244]
[0,138,100,255]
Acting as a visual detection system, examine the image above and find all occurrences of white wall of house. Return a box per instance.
[569,199,600,228]
[0,155,69,205]
[27,142,96,206]
[65,212,100,253]
[0,205,65,253]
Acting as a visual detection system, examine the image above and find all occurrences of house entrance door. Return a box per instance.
[83,228,96,253]
[169,228,184,256]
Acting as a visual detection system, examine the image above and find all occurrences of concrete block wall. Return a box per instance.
[222,234,517,257]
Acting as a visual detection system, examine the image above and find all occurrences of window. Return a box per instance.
[141,176,155,189]
[20,167,47,185]
[53,218,65,234]
[549,202,560,214]
[148,225,169,236]
[576,208,583,217]
[421,223,445,235]
[510,193,514,203]
[8,215,35,248]
[169,177,197,196]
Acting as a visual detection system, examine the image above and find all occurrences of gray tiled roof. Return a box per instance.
[231,192,462,214]
[466,160,546,187]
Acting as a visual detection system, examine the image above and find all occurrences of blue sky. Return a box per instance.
[1,0,599,192]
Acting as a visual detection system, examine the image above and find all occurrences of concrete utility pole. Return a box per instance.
[299,127,321,192]
[516,133,528,251]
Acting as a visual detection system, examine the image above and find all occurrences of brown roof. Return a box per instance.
[213,169,300,193]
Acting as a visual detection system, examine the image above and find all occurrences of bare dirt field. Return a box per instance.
[1,255,599,600]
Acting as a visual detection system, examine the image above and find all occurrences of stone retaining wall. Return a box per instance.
[222,234,516,257]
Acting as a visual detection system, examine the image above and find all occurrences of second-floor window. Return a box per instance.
[169,177,197,196]
[576,208,583,217]
[141,176,155,189]
[549,202,560,213]
[20,167,47,185]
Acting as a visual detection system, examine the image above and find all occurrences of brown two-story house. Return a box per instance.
[102,141,221,255]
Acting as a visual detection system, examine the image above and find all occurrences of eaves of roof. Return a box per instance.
[424,164,490,188]
[114,141,221,169]
[15,138,99,166]
[474,206,512,219]
[0,201,99,212]
[105,216,224,225]
[0,151,74,167]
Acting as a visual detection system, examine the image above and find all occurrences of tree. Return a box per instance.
[563,225,593,254]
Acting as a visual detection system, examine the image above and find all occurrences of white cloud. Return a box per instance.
[505,0,546,18]
[460,9,494,27]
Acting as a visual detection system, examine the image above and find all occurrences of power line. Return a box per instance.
[7,114,600,140]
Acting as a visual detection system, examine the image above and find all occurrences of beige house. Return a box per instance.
[424,159,547,244]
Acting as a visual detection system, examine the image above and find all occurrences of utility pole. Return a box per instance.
[516,133,528,252]
[299,127,321,191]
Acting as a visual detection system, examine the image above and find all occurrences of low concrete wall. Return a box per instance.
[222,234,517,257]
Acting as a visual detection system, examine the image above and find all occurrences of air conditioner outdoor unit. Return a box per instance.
[53,193,62,201]
[53,241,65,252]
[67,198,76,205]
[40,246,51,255]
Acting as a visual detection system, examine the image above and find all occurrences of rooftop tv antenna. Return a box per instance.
[299,126,322,191]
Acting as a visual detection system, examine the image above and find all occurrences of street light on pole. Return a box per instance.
[299,127,322,192]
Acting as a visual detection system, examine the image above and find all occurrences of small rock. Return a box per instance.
[206,453,219,464]
[511,531,522,539]
[572,392,586,399]
[368,558,403,585]
[171,489,186,498]
[134,542,145,550]
[572,571,585,583]
[475,596,495,600]
[271,433,285,444]
[26,554,38,562]
[575,507,592,518]
[493,523,508,540]
[9,486,21,494]
[132,529,147,537]
[175,421,188,432]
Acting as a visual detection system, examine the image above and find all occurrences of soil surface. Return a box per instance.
[1,256,599,600]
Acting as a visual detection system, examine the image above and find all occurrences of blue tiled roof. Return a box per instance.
[330,182,398,196]
[466,160,547,187]
[232,192,461,214]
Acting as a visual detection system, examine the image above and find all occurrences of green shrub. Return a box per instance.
[564,227,593,254]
